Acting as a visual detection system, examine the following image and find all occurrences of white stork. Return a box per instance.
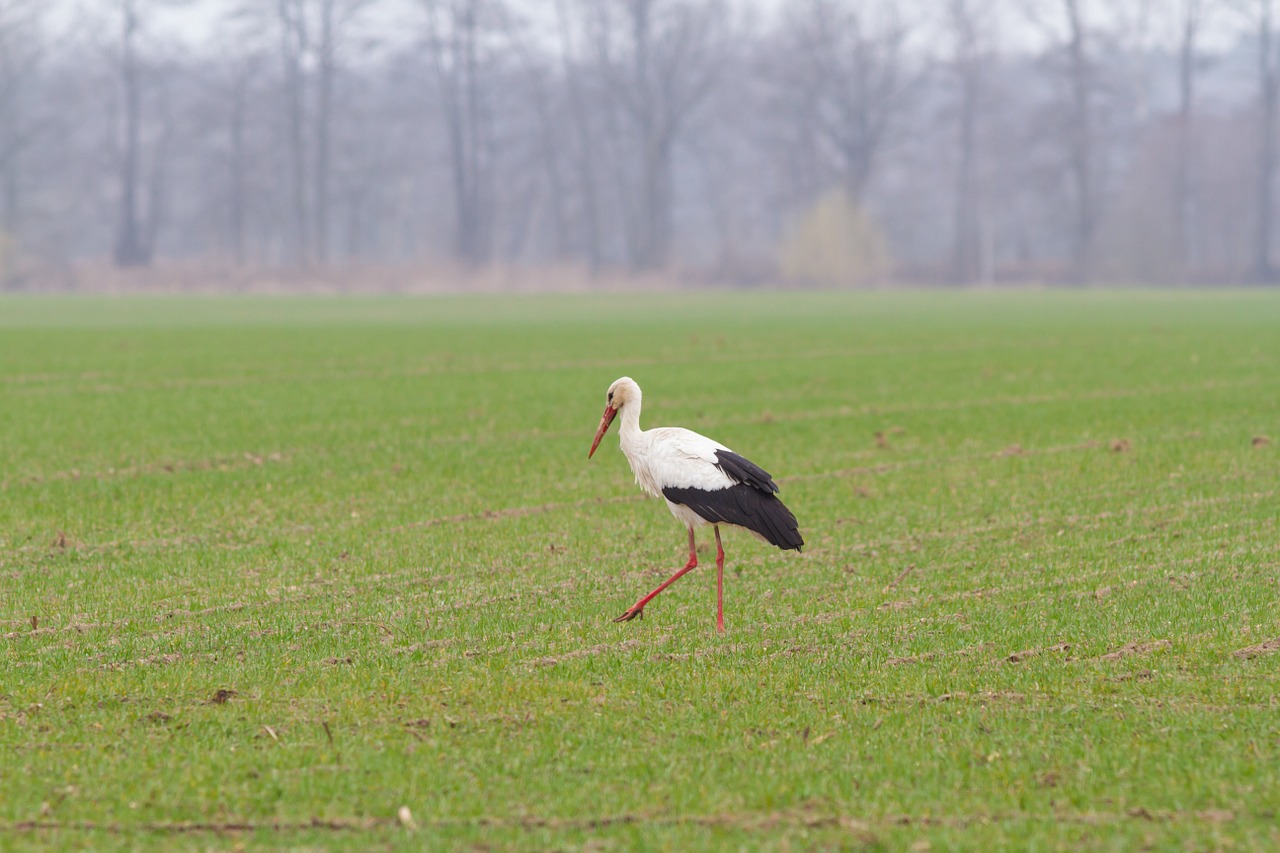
[588,376,803,633]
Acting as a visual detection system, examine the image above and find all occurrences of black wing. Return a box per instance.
[662,484,804,552]
[713,449,778,495]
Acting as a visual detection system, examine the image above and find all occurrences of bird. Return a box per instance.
[587,376,803,633]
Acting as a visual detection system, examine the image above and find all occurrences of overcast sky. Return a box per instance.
[54,0,1249,58]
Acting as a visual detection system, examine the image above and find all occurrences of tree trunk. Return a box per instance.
[555,0,602,271]
[114,0,149,267]
[1064,0,1094,284]
[953,71,978,285]
[278,0,310,267]
[431,1,490,266]
[141,88,173,258]
[1,88,23,238]
[444,87,473,262]
[1256,0,1277,282]
[1175,0,1199,278]
[950,0,981,285]
[462,4,485,263]
[3,155,17,237]
[513,36,570,261]
[315,0,334,265]
[628,0,671,271]
[229,73,247,266]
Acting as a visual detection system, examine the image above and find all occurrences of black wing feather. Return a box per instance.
[713,450,778,494]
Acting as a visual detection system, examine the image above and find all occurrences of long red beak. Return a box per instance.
[588,405,617,458]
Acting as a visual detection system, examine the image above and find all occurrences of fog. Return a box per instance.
[1,0,1277,289]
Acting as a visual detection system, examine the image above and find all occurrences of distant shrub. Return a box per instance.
[778,190,891,288]
[0,231,24,290]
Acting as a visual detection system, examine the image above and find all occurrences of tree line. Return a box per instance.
[1,0,1278,288]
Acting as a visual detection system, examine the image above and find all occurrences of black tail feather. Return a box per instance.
[662,484,804,551]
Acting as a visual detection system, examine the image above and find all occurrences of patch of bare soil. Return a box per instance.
[649,643,748,663]
[883,564,916,592]
[390,493,646,533]
[1097,639,1171,661]
[1,802,1240,838]
[15,452,291,490]
[132,653,184,668]
[159,602,248,622]
[3,627,56,640]
[4,620,124,641]
[389,639,456,655]
[1107,669,1154,683]
[933,691,1027,703]
[1005,642,1071,664]
[526,638,643,668]
[887,652,936,666]
[1233,637,1280,659]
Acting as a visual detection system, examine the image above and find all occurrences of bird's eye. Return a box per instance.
[608,391,614,403]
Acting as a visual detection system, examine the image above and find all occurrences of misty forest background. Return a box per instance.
[1,0,1279,290]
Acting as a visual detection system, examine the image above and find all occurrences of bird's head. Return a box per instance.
[588,376,640,459]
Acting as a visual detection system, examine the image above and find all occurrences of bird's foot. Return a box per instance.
[613,605,645,623]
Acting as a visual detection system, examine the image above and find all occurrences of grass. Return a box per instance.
[1,290,1278,851]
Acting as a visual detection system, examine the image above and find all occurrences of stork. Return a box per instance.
[588,376,803,633]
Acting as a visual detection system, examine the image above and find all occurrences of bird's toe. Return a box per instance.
[613,607,644,623]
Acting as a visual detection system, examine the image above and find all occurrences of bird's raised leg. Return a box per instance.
[615,527,697,623]
[715,525,726,634]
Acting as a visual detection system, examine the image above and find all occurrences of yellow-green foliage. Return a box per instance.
[0,231,17,289]
[778,189,891,287]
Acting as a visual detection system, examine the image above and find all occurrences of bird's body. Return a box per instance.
[588,377,802,632]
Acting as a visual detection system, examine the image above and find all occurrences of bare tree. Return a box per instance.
[1173,0,1215,275]
[1235,0,1279,281]
[275,0,312,266]
[225,54,258,266]
[108,0,188,268]
[1062,0,1097,282]
[314,0,373,265]
[1109,0,1215,279]
[588,0,728,271]
[1,0,1276,286]
[0,0,45,243]
[316,0,336,265]
[206,12,267,267]
[553,0,603,269]
[422,0,507,265]
[779,0,914,199]
[1023,0,1106,282]
[502,12,571,261]
[240,0,374,266]
[113,0,147,266]
[945,0,997,284]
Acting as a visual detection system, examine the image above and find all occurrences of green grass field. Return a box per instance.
[2,291,1278,850]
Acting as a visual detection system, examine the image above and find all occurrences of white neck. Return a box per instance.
[618,391,643,443]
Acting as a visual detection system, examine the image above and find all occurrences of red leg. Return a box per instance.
[615,528,697,623]
[715,526,725,634]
